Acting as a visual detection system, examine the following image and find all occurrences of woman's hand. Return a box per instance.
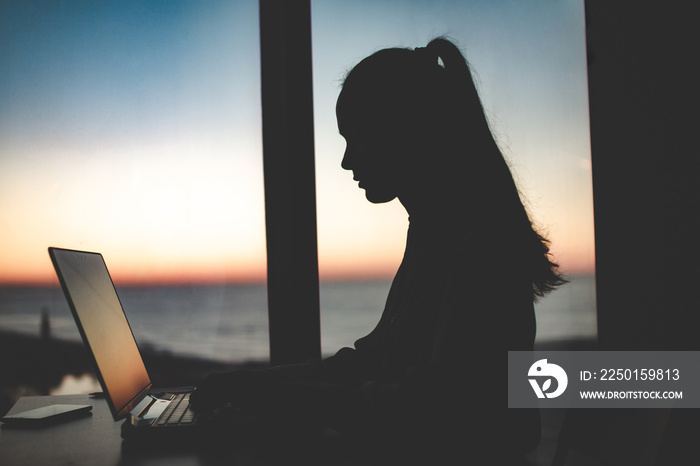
[190,370,275,413]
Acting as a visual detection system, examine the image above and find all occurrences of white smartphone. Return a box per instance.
[1,404,92,426]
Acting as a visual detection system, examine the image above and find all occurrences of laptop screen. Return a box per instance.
[49,247,151,419]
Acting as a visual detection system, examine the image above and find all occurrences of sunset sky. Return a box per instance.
[0,0,593,285]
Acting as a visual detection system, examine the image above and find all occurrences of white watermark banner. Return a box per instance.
[508,351,700,408]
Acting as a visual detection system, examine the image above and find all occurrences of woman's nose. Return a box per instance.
[341,147,352,171]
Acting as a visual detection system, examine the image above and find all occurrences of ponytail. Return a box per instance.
[424,38,469,76]
[417,37,567,298]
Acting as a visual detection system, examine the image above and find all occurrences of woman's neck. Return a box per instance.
[399,189,460,223]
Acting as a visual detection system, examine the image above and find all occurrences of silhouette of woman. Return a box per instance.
[192,38,565,464]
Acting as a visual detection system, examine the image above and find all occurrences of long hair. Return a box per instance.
[340,38,566,298]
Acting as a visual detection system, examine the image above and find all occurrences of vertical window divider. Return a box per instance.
[259,0,321,366]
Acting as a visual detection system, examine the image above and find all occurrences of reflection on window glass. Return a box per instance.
[0,0,268,403]
[312,0,596,355]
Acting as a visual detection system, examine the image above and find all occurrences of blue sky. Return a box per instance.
[0,0,593,283]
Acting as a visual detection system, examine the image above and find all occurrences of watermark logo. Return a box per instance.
[528,359,568,398]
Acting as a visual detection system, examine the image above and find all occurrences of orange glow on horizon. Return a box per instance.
[0,244,595,287]
[0,264,268,287]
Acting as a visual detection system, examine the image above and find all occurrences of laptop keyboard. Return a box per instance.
[156,393,196,426]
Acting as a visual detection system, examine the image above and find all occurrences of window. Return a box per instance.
[0,0,267,401]
[312,0,596,353]
[0,0,596,411]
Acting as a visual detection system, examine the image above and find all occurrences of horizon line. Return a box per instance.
[0,268,596,288]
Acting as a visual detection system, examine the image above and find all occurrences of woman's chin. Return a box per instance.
[364,189,397,204]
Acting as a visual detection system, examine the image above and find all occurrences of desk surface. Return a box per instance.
[0,394,201,466]
[0,395,360,466]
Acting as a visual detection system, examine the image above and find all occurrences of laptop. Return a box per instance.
[48,247,204,438]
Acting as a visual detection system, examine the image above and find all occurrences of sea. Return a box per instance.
[0,275,596,363]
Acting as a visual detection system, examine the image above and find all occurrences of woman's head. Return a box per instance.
[336,38,501,209]
[336,37,566,297]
